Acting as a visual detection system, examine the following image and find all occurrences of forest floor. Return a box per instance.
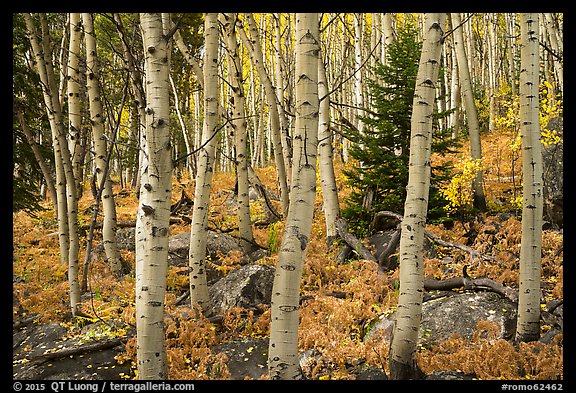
[12,131,563,380]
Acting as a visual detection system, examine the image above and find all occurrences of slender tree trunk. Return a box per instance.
[188,13,220,312]
[542,13,563,96]
[451,12,487,211]
[318,57,340,248]
[221,13,255,250]
[389,13,446,380]
[515,13,543,344]
[274,13,293,179]
[82,12,124,279]
[67,13,84,199]
[113,13,147,195]
[238,14,290,216]
[268,12,320,380]
[135,12,172,380]
[505,14,517,96]
[25,13,81,317]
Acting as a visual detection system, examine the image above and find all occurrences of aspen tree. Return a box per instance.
[542,13,563,96]
[113,13,147,193]
[82,13,124,278]
[237,14,290,216]
[516,13,544,344]
[221,13,255,250]
[389,13,446,380]
[25,13,81,317]
[450,12,487,211]
[67,13,84,197]
[268,12,320,380]
[135,12,172,379]
[318,56,340,248]
[188,13,220,312]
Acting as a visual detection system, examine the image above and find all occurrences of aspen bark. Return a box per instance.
[238,14,290,216]
[188,13,220,312]
[268,12,319,380]
[25,13,81,317]
[543,13,563,95]
[515,13,543,344]
[67,13,84,197]
[451,12,487,211]
[135,12,172,380]
[389,13,446,380]
[318,57,340,248]
[221,13,255,249]
[82,12,124,279]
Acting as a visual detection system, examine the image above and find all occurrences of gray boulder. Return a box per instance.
[207,263,275,316]
[366,291,517,349]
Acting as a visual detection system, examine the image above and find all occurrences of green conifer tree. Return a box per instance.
[342,24,456,237]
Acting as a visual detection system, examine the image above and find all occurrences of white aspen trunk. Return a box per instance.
[221,13,255,249]
[318,57,340,248]
[67,13,83,197]
[113,13,147,194]
[238,14,290,216]
[486,14,497,133]
[382,13,395,64]
[188,13,220,311]
[82,13,124,278]
[135,13,172,380]
[451,12,487,211]
[25,13,81,317]
[169,74,193,174]
[268,12,320,380]
[506,14,517,97]
[543,13,563,95]
[274,13,293,176]
[516,13,543,344]
[389,13,446,380]
[353,13,365,129]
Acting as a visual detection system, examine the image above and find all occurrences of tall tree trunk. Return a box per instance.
[542,13,563,96]
[135,12,172,380]
[82,12,124,279]
[221,13,255,250]
[67,13,84,199]
[25,13,81,317]
[515,13,543,344]
[238,13,290,216]
[268,12,320,380]
[112,13,147,194]
[451,12,487,211]
[188,13,220,312]
[389,13,446,380]
[318,56,340,248]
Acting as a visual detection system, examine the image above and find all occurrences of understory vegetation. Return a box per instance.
[13,130,563,380]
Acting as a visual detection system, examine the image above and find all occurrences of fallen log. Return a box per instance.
[20,336,128,367]
[372,211,497,265]
[423,266,519,303]
[335,217,377,263]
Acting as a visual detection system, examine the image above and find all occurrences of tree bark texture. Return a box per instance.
[135,12,172,380]
[221,13,255,249]
[389,13,446,380]
[25,13,81,317]
[238,13,290,216]
[318,56,340,248]
[268,12,320,380]
[188,13,220,312]
[516,13,543,344]
[82,12,124,278]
